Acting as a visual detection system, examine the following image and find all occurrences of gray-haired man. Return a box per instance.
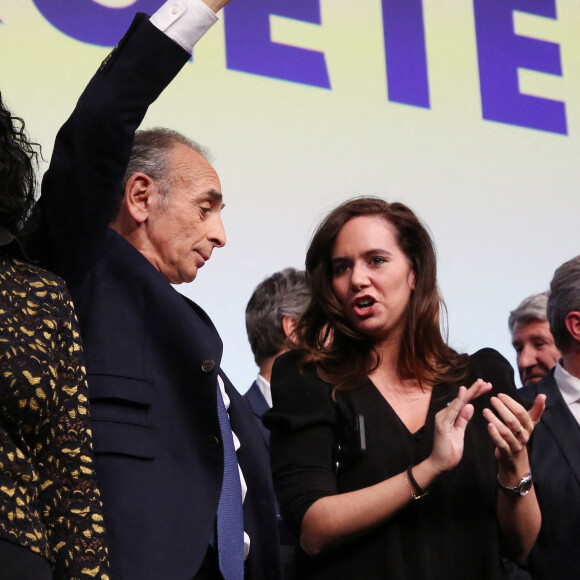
[519,256,580,579]
[244,268,310,579]
[509,292,560,387]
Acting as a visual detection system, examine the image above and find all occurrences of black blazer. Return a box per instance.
[245,380,272,448]
[29,14,279,580]
[521,369,580,580]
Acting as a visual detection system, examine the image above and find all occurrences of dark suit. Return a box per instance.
[245,380,271,447]
[520,369,580,580]
[245,380,297,579]
[29,14,279,580]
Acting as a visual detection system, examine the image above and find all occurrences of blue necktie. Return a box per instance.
[216,385,245,580]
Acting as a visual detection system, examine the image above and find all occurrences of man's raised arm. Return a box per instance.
[29,0,230,288]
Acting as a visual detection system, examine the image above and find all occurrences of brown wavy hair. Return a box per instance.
[294,197,467,391]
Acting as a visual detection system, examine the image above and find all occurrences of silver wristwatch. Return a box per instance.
[497,472,533,497]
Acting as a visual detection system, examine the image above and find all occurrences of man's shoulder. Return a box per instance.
[244,382,269,417]
[244,381,259,400]
[81,229,168,287]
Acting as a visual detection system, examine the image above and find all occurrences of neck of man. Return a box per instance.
[259,356,277,384]
[562,344,580,381]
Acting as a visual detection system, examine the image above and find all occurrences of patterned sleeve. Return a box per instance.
[36,282,110,580]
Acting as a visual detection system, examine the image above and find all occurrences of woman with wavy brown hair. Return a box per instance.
[0,93,109,579]
[266,197,545,580]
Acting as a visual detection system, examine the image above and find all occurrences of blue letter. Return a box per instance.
[224,0,330,89]
[474,0,566,134]
[381,0,430,108]
[32,0,160,47]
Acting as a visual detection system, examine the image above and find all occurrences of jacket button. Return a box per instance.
[201,359,216,373]
[208,435,221,449]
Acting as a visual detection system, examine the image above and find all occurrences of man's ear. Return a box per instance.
[564,311,580,343]
[282,316,298,339]
[124,173,156,223]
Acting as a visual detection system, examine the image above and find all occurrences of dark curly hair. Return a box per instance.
[0,91,40,236]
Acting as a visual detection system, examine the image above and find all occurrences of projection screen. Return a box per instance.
[1,0,578,392]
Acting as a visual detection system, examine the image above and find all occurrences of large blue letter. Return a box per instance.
[32,0,160,47]
[474,0,566,134]
[224,0,330,88]
[381,0,430,108]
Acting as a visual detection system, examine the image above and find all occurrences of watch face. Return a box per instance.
[497,472,533,497]
[520,477,533,496]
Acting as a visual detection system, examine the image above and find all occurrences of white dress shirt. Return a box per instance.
[554,361,580,426]
[151,0,217,53]
[255,373,273,408]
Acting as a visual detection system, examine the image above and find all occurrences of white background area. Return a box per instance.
[1,1,579,392]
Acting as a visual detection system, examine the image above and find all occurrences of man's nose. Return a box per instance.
[210,214,226,248]
[518,344,538,370]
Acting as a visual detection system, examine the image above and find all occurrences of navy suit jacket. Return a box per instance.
[245,380,272,448]
[29,14,279,580]
[520,369,580,580]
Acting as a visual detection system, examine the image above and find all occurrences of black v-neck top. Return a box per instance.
[266,348,520,580]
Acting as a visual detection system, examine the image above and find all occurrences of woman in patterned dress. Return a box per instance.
[0,92,110,579]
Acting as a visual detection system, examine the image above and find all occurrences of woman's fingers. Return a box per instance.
[483,393,546,457]
[486,421,513,455]
[529,394,547,425]
[454,403,474,432]
[463,379,493,403]
[445,380,492,423]
[444,385,467,420]
[491,395,531,439]
[483,406,524,453]
[431,380,494,474]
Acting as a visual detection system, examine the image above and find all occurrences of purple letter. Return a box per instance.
[32,0,160,47]
[224,0,330,89]
[381,0,430,108]
[474,0,566,134]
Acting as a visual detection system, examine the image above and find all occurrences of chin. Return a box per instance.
[523,376,543,387]
[171,270,197,285]
[356,324,387,341]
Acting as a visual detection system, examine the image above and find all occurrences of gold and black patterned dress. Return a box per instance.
[0,254,110,579]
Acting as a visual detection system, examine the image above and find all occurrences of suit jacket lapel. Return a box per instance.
[537,372,580,486]
[245,382,270,418]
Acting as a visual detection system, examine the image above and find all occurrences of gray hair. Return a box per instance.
[245,268,310,366]
[116,127,210,213]
[508,291,549,334]
[547,255,580,352]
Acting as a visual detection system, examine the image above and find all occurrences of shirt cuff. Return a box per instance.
[150,0,218,53]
